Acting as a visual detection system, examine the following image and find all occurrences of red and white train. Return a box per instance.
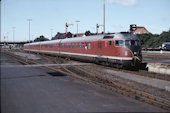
[24,32,142,68]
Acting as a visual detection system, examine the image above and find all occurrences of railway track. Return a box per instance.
[40,52,170,82]
[31,49,170,81]
[10,49,170,81]
[2,50,170,111]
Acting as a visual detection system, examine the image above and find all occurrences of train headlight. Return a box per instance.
[125,51,128,56]
[134,52,137,55]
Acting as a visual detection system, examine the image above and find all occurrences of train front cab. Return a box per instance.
[108,38,142,69]
[123,39,142,68]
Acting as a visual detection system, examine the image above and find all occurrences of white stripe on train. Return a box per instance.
[25,49,133,61]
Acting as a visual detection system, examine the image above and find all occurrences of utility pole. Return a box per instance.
[12,27,15,47]
[75,20,80,36]
[6,32,9,47]
[27,19,32,56]
[4,36,6,49]
[96,0,105,35]
[103,0,105,34]
[0,1,1,44]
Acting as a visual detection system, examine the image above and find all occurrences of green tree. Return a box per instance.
[67,32,73,38]
[138,30,170,48]
[85,30,92,36]
[34,35,49,42]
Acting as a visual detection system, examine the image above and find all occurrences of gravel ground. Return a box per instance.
[79,65,170,100]
[7,50,170,100]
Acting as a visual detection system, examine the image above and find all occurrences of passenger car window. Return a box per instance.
[67,43,68,48]
[72,43,74,48]
[69,43,71,48]
[82,43,85,48]
[109,41,112,46]
[61,44,63,48]
[76,43,78,48]
[88,42,91,49]
[79,43,82,48]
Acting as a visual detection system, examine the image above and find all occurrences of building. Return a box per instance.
[133,26,150,34]
[129,24,150,34]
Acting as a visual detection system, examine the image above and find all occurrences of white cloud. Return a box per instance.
[107,0,138,6]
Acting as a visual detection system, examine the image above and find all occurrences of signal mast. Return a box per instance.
[65,23,74,38]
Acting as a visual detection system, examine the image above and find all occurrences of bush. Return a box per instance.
[138,30,170,48]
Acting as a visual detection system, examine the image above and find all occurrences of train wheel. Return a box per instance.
[110,63,115,68]
[65,57,70,61]
[101,62,106,66]
[116,64,123,69]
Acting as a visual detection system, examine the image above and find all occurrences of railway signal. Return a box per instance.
[96,24,104,34]
[65,23,74,38]
[130,24,137,33]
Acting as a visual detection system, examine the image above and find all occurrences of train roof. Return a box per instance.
[113,32,138,40]
[24,39,62,46]
[24,32,139,46]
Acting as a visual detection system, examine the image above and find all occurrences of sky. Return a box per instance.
[1,0,170,41]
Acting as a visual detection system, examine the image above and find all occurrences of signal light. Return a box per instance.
[97,24,99,28]
[130,24,137,32]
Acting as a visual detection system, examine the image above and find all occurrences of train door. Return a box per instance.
[97,40,102,56]
[94,40,103,63]
[84,42,88,54]
[59,40,62,55]
[39,43,41,53]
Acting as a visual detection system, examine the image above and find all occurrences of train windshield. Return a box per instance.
[125,40,140,46]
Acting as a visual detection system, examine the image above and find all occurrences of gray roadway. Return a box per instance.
[0,53,167,113]
[142,51,170,64]
[143,58,170,64]
[142,51,170,56]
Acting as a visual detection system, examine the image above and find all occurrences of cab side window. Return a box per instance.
[115,40,124,46]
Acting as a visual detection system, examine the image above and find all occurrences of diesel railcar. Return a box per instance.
[162,42,170,51]
[24,32,142,68]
